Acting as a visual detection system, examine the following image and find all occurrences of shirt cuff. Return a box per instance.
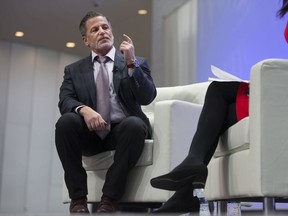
[75,105,85,114]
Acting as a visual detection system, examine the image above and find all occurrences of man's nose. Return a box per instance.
[99,27,105,34]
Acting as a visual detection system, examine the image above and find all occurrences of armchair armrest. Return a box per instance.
[150,100,203,178]
[249,58,288,195]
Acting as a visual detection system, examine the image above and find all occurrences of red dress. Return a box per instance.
[236,82,249,121]
[285,22,288,43]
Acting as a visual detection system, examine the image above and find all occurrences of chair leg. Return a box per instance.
[263,197,275,214]
[91,202,99,213]
[217,200,227,215]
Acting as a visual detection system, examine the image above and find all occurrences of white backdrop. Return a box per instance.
[196,0,288,82]
[152,0,288,87]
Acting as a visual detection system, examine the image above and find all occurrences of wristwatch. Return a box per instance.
[127,59,140,69]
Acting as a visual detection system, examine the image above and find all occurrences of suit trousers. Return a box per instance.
[55,112,148,200]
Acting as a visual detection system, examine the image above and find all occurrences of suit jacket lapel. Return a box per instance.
[80,55,97,108]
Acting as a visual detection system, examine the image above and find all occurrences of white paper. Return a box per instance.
[209,65,249,83]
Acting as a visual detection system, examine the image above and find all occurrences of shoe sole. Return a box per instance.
[151,166,208,191]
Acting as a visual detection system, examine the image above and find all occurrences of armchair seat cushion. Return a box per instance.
[214,117,250,157]
[82,139,154,171]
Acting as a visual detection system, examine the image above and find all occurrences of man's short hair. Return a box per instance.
[79,11,111,37]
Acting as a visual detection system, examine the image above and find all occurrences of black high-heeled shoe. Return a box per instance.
[150,164,208,191]
[153,184,200,213]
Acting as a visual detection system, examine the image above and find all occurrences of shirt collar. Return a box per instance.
[91,46,116,62]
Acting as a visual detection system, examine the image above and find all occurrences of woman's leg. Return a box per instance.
[204,99,238,165]
[184,81,240,166]
[151,81,240,190]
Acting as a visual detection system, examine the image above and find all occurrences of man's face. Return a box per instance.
[83,16,114,55]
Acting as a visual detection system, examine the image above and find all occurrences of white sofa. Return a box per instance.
[63,58,288,212]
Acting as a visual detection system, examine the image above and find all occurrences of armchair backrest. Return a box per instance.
[142,82,210,127]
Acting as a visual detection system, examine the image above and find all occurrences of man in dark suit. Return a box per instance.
[55,11,156,213]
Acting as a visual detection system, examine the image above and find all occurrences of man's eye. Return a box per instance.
[91,28,98,33]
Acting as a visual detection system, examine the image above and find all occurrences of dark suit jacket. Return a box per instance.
[58,50,157,137]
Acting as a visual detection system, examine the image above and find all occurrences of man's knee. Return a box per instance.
[122,116,147,135]
[55,112,82,132]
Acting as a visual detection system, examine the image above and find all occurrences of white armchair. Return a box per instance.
[62,81,210,209]
[204,58,288,213]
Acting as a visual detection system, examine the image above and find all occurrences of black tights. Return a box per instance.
[180,81,240,168]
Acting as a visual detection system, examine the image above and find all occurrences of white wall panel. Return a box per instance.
[151,0,189,87]
[0,40,80,213]
[1,43,36,212]
[25,48,60,212]
[6,43,36,125]
[0,41,11,207]
[163,0,197,86]
[1,124,31,212]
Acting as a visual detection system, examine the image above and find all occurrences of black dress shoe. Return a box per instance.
[96,194,118,213]
[150,164,207,191]
[153,184,199,213]
[70,197,90,214]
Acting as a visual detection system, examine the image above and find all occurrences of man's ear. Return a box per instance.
[82,36,89,47]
